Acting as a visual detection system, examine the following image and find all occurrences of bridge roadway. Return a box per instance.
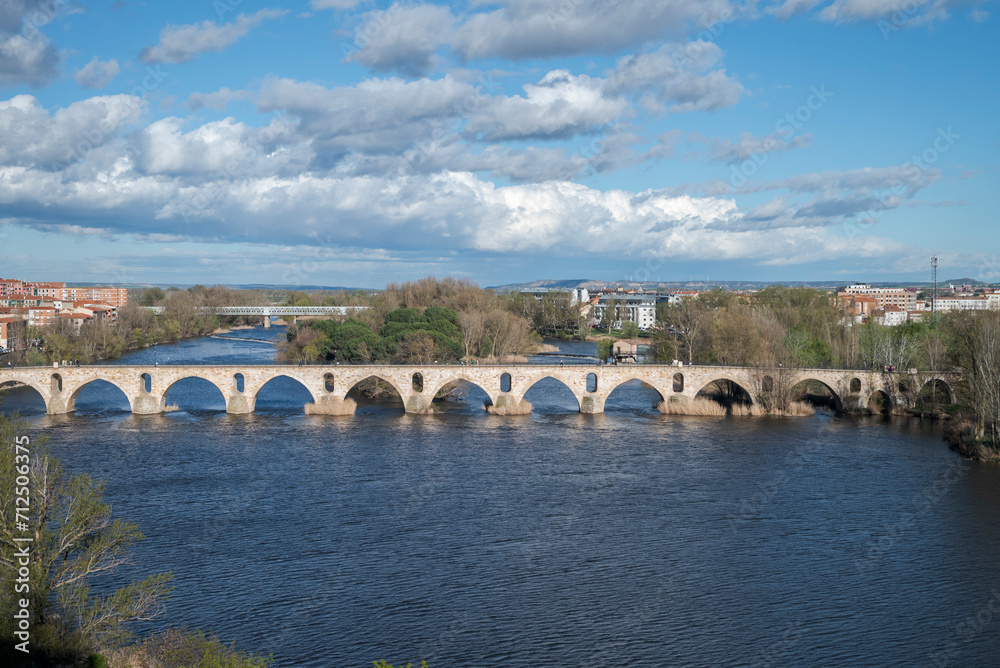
[141,305,370,327]
[0,364,957,416]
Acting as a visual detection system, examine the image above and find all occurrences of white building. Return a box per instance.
[878,308,911,326]
[931,296,990,311]
[518,287,589,306]
[658,291,699,306]
[592,294,657,330]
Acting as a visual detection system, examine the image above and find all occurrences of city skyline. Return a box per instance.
[0,0,997,286]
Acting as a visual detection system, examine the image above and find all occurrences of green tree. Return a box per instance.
[138,287,165,306]
[1,413,172,660]
[600,298,617,332]
[648,331,677,363]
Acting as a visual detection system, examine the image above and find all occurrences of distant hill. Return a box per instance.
[943,277,991,286]
[487,278,941,293]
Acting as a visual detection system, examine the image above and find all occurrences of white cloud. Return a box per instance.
[0,93,145,168]
[0,31,58,86]
[140,9,288,64]
[346,4,453,77]
[452,0,731,61]
[0,135,927,270]
[257,75,477,158]
[706,129,812,164]
[134,115,309,177]
[605,42,744,113]
[74,57,120,89]
[465,70,627,141]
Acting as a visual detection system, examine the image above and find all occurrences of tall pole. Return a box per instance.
[931,256,939,315]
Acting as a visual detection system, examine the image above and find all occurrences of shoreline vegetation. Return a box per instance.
[2,277,997,460]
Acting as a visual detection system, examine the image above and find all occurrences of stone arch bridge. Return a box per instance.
[0,364,958,416]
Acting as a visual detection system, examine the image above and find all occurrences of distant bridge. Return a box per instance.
[141,305,370,326]
[0,364,957,416]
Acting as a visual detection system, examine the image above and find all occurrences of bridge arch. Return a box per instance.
[604,375,668,413]
[253,374,318,410]
[605,374,669,402]
[693,376,756,406]
[869,389,891,413]
[343,373,407,405]
[0,378,49,413]
[788,377,845,412]
[515,374,582,412]
[163,375,229,411]
[424,375,498,407]
[66,377,132,414]
[918,378,954,406]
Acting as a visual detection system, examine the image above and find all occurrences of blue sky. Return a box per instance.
[0,0,997,288]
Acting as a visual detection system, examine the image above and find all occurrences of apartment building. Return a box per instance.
[0,316,19,350]
[840,283,917,311]
[930,296,990,311]
[592,293,657,330]
[0,278,128,308]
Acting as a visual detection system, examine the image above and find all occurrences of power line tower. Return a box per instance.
[931,256,939,315]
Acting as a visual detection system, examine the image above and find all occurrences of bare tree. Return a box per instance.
[460,309,487,358]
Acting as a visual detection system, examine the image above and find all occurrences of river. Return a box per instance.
[2,327,999,667]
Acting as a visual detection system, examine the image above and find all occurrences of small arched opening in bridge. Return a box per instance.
[233,373,245,394]
[0,380,47,415]
[254,375,315,413]
[323,373,335,393]
[789,379,844,412]
[412,372,424,393]
[521,376,580,414]
[695,378,754,414]
[604,377,665,416]
[164,377,228,413]
[586,373,598,393]
[868,389,891,414]
[51,373,62,394]
[140,372,152,394]
[673,373,684,393]
[761,375,775,394]
[345,375,405,414]
[426,377,492,415]
[70,379,132,415]
[500,372,512,393]
[849,377,862,394]
[916,379,954,411]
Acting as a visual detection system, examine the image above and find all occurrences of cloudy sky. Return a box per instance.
[0,0,996,287]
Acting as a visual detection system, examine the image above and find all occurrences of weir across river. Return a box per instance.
[0,364,957,416]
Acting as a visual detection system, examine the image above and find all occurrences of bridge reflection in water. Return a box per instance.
[0,364,956,416]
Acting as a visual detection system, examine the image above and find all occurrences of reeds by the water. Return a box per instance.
[656,397,727,416]
[657,398,816,417]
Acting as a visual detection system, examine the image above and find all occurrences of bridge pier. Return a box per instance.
[46,392,75,415]
[132,393,165,415]
[404,393,435,414]
[580,392,606,414]
[263,317,270,329]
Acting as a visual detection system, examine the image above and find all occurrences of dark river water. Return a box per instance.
[3,328,1000,667]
